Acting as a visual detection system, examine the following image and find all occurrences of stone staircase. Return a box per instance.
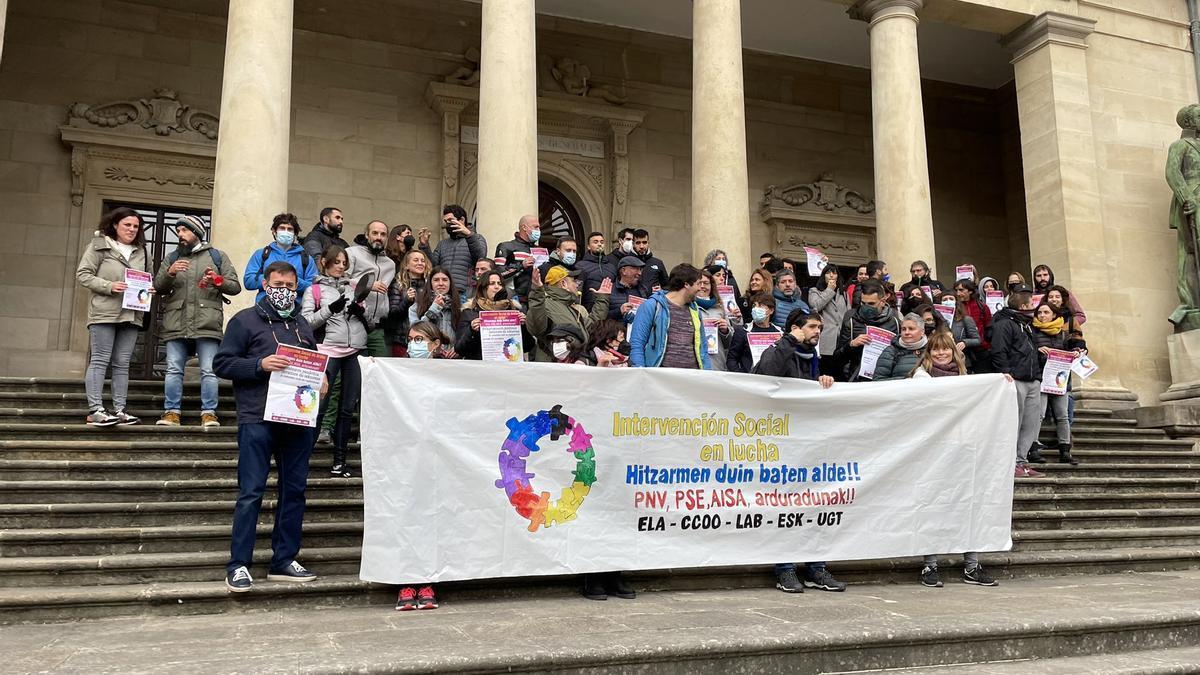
[1,376,1199,626]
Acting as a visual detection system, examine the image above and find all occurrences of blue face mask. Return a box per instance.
[751,306,768,323]
[713,259,727,268]
[408,341,431,359]
[562,252,576,266]
[530,229,541,244]
[275,230,295,247]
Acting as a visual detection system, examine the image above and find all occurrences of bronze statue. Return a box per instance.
[1167,103,1200,330]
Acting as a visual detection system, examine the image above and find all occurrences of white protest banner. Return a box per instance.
[359,360,1017,584]
[717,285,739,317]
[531,247,550,267]
[702,318,721,355]
[803,247,827,276]
[985,291,1004,314]
[122,269,153,312]
[748,331,781,367]
[1071,353,1098,379]
[480,311,524,362]
[857,326,895,380]
[264,345,329,427]
[955,265,975,281]
[1041,348,1074,395]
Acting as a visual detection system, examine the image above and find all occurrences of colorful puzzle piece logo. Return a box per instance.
[495,406,596,532]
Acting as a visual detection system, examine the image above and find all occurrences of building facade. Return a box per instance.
[0,0,1192,406]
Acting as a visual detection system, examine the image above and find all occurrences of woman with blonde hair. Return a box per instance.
[386,249,432,356]
[737,268,774,318]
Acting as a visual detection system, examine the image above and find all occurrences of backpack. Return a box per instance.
[165,247,231,305]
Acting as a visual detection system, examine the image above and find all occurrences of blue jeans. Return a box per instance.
[164,338,220,413]
[774,561,826,575]
[228,421,315,573]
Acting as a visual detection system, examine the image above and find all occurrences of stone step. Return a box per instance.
[1012,508,1200,530]
[1014,491,1200,511]
[1028,462,1200,478]
[0,440,350,462]
[0,423,238,442]
[1069,437,1196,450]
[0,498,364,529]
[0,522,365,558]
[0,394,239,411]
[1042,416,1137,428]
[1069,449,1200,464]
[1014,476,1200,494]
[1012,526,1200,551]
[0,459,361,481]
[868,645,1200,674]
[0,477,363,503]
[0,377,231,395]
[1042,425,1167,438]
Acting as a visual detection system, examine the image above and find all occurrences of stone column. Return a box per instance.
[850,0,936,273]
[211,0,293,311]
[0,0,8,64]
[1002,13,1137,408]
[691,0,752,273]
[476,0,538,251]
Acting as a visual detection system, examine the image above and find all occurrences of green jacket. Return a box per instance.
[153,243,242,341]
[75,235,149,327]
[526,284,610,362]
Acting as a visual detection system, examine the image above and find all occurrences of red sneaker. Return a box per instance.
[395,586,417,611]
[417,585,439,610]
[1024,466,1046,478]
[1013,465,1029,478]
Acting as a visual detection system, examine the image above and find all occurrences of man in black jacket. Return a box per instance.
[302,207,348,258]
[989,286,1046,477]
[578,231,618,309]
[632,228,668,297]
[214,261,325,592]
[834,280,901,380]
[752,309,840,595]
[495,214,541,302]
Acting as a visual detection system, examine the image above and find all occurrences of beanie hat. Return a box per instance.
[176,215,206,242]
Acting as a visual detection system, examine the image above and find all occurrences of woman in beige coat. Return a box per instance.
[75,207,150,426]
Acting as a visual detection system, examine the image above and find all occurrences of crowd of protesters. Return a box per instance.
[75,204,1088,608]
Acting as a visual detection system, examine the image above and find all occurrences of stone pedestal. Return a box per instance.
[1160,330,1200,402]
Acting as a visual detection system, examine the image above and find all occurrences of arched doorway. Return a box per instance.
[537,181,585,248]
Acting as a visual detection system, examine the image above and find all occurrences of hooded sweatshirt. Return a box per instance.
[345,235,397,327]
[1033,265,1086,325]
[990,307,1040,381]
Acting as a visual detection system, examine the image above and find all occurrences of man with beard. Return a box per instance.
[631,228,669,297]
[577,231,618,309]
[1032,264,1086,326]
[153,215,242,428]
[991,286,1048,477]
[834,280,902,380]
[303,207,349,258]
[345,220,396,357]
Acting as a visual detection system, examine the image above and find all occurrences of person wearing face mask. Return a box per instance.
[494,214,542,302]
[1002,271,1027,306]
[909,330,1002,589]
[631,228,669,297]
[417,204,488,301]
[628,264,713,369]
[692,269,734,372]
[303,207,349,258]
[387,250,433,357]
[612,227,637,259]
[214,260,324,593]
[588,319,630,367]
[703,249,742,299]
[738,268,774,318]
[408,268,462,351]
[405,321,455,361]
[727,293,779,373]
[771,269,811,329]
[345,220,397,357]
[850,260,889,307]
[153,215,242,428]
[385,224,414,269]
[1033,264,1087,325]
[538,236,580,277]
[456,271,533,360]
[835,280,902,380]
[990,285,1047,477]
[871,314,929,380]
[608,256,646,322]
[1032,302,1086,465]
[527,265,613,362]
[302,246,368,478]
[243,213,317,302]
[577,231,619,310]
[808,264,848,379]
[545,324,592,365]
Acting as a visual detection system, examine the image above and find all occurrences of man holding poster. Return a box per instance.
[214,261,326,592]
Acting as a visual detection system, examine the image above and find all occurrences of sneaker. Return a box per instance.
[200,412,220,428]
[416,585,438,610]
[395,586,418,611]
[920,565,943,588]
[963,565,999,587]
[1014,464,1028,478]
[226,566,253,593]
[775,568,804,593]
[113,410,140,426]
[605,572,636,600]
[1024,466,1046,478]
[266,560,317,583]
[317,429,333,446]
[85,409,119,427]
[1027,446,1047,464]
[156,411,181,426]
[330,463,354,478]
[581,574,607,600]
[804,568,847,592]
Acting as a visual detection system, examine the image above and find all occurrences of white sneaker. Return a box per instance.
[85,409,119,427]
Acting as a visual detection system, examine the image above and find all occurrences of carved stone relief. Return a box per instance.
[548,57,628,105]
[760,172,877,266]
[66,88,218,141]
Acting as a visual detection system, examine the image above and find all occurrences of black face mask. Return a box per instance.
[403,235,416,249]
[924,323,935,335]
[1007,282,1020,292]
[617,341,631,356]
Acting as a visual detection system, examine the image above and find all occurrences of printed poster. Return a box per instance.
[748,331,781,367]
[857,326,896,380]
[955,266,975,281]
[480,311,524,363]
[934,304,955,327]
[717,285,738,317]
[702,318,721,355]
[1040,348,1075,395]
[804,247,827,276]
[264,345,329,427]
[121,269,153,312]
[531,247,550,267]
[985,291,1004,314]
[1071,353,1099,379]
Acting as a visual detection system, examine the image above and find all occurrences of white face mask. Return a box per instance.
[621,240,634,253]
[552,341,570,359]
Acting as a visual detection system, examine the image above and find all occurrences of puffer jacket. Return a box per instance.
[771,288,811,329]
[301,275,368,349]
[345,243,396,327]
[808,285,847,356]
[526,284,611,362]
[753,333,820,381]
[834,303,902,379]
[302,225,348,259]
[153,243,242,341]
[628,291,713,369]
[950,316,981,349]
[873,338,926,380]
[420,224,488,293]
[75,234,150,327]
[990,308,1039,381]
[577,250,618,309]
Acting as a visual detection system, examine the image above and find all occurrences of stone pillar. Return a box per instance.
[211,0,293,311]
[691,0,752,273]
[0,0,8,64]
[425,83,474,210]
[850,0,936,273]
[476,0,538,252]
[1002,13,1137,408]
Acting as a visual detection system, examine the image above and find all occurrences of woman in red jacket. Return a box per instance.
[953,278,992,372]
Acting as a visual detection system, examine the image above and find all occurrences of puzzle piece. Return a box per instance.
[568,424,594,453]
[525,491,552,531]
[557,481,590,511]
[548,405,571,441]
[540,502,576,528]
[505,415,543,453]
[495,451,534,498]
[508,482,539,518]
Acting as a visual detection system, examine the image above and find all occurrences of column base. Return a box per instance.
[1072,383,1139,411]
[1118,403,1200,438]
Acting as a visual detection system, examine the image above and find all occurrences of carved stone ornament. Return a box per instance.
[67,88,219,140]
[762,172,875,214]
[786,235,863,253]
[443,47,481,87]
[549,57,628,105]
[103,166,214,190]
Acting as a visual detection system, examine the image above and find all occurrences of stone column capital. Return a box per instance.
[1000,12,1096,63]
[848,0,923,26]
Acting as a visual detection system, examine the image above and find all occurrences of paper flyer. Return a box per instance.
[1040,348,1075,395]
[748,331,781,367]
[985,291,1004,314]
[480,310,524,363]
[530,247,550,267]
[717,285,738,316]
[804,247,827,276]
[264,345,329,427]
[857,326,896,380]
[1071,353,1099,379]
[1032,293,1045,307]
[121,268,153,312]
[934,304,955,327]
[702,318,721,355]
[921,285,933,299]
[955,265,975,281]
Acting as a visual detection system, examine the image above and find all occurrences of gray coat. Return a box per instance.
[808,285,848,356]
[153,243,242,341]
[950,316,981,349]
[419,225,488,292]
[75,235,149,327]
[345,244,396,327]
[301,275,368,349]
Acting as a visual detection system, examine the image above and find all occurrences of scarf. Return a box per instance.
[930,362,960,378]
[474,296,512,312]
[897,334,928,351]
[1033,316,1065,335]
